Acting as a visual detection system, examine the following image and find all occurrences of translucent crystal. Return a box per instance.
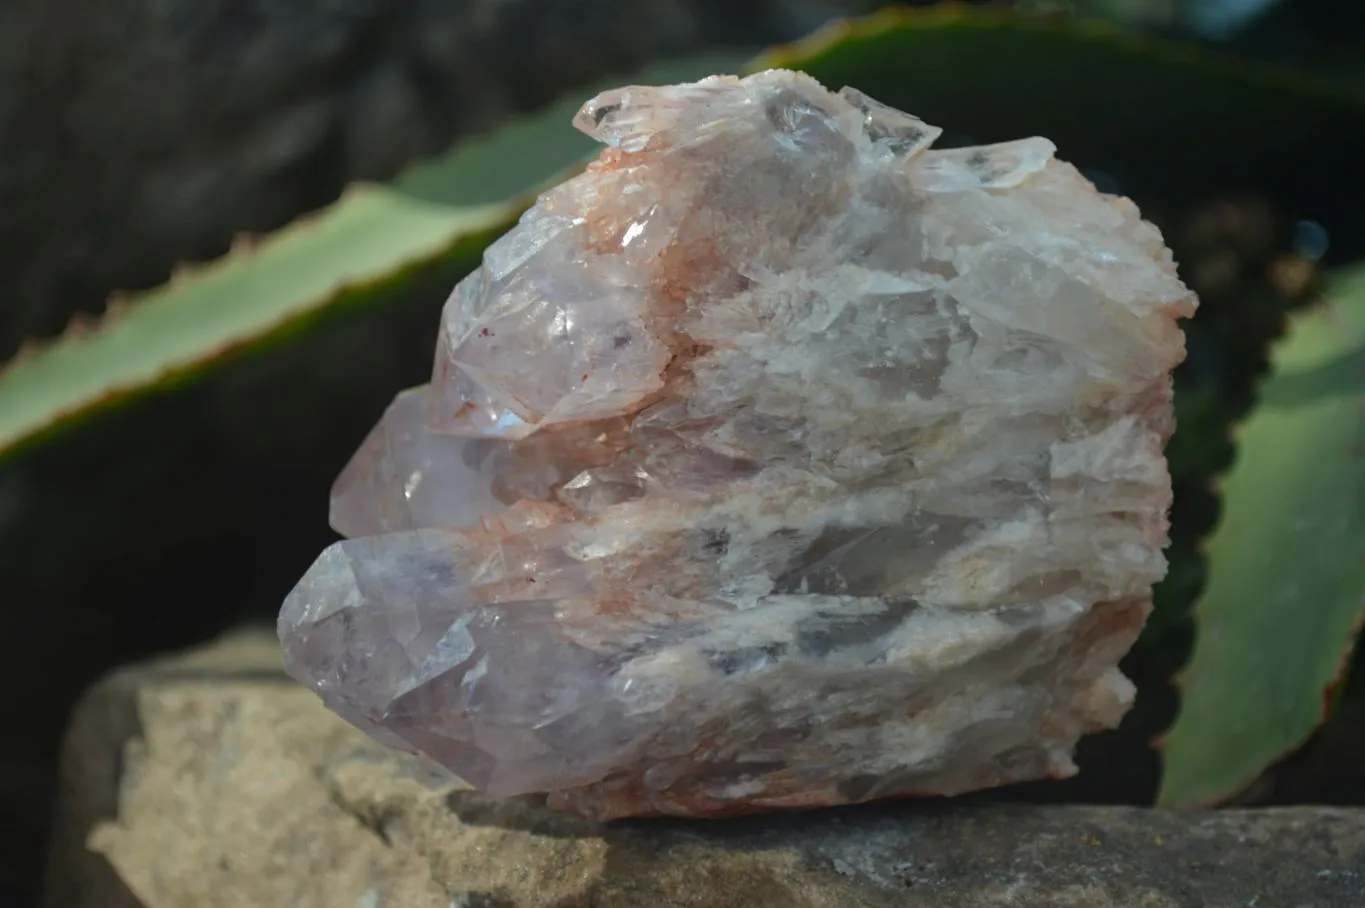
[428,208,672,435]
[915,137,1058,192]
[329,387,505,536]
[838,86,943,158]
[280,70,1197,820]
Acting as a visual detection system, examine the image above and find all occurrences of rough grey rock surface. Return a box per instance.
[48,629,1365,908]
[0,0,877,360]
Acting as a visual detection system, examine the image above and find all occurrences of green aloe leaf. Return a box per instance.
[755,5,1365,197]
[0,194,525,459]
[1158,266,1365,807]
[0,52,747,461]
[5,5,1363,470]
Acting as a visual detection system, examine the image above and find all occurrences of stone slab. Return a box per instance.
[47,629,1365,908]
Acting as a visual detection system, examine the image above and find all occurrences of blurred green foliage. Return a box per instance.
[0,52,749,460]
[2,3,1363,812]
[1159,267,1365,807]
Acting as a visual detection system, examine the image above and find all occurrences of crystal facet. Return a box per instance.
[280,70,1197,820]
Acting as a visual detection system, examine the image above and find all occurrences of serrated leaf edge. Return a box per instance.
[752,3,1365,107]
[1156,289,1365,808]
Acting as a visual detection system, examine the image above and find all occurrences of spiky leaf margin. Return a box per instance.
[4,7,1363,462]
[0,53,746,460]
[1158,267,1365,807]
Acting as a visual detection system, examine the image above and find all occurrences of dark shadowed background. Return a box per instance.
[3,1,1364,905]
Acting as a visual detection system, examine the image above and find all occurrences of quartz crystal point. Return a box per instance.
[279,70,1197,820]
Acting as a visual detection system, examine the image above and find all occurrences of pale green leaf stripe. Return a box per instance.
[1159,267,1365,807]
[0,52,751,457]
[0,190,520,453]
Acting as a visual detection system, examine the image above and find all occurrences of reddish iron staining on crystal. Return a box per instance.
[278,70,1196,820]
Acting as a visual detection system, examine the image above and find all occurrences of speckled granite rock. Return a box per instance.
[47,630,1365,908]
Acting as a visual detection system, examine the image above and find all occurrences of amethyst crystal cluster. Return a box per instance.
[279,70,1195,819]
